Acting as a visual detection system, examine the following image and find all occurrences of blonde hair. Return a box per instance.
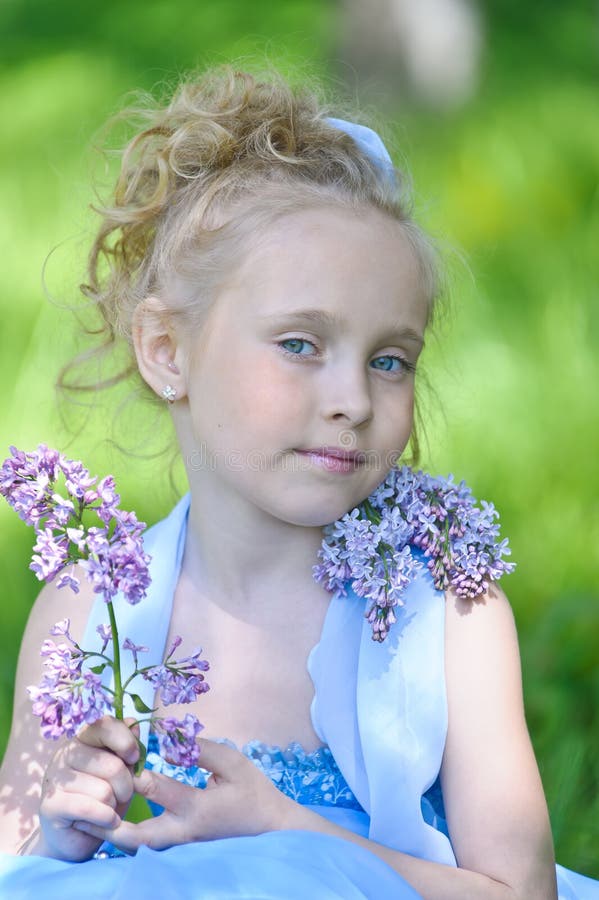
[59,65,442,463]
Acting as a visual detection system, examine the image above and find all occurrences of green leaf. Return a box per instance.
[134,739,147,776]
[89,663,107,675]
[129,693,153,714]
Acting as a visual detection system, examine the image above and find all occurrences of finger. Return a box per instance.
[75,816,172,854]
[64,745,135,806]
[77,716,139,766]
[133,768,195,812]
[42,791,122,830]
[71,819,135,854]
[193,739,248,778]
[47,771,120,810]
[124,717,140,737]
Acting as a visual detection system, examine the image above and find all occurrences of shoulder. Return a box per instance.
[443,582,525,733]
[19,564,99,660]
[444,582,520,675]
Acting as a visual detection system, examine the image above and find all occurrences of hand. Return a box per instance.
[74,738,304,853]
[37,716,139,861]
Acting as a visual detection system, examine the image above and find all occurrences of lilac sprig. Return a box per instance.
[313,466,515,642]
[141,636,210,706]
[152,714,205,769]
[1,444,210,769]
[28,619,113,740]
[1,444,151,604]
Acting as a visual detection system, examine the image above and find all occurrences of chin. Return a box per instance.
[268,494,366,529]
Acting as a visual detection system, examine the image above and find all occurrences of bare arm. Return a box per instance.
[0,574,96,853]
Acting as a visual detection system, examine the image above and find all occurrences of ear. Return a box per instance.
[132,297,187,402]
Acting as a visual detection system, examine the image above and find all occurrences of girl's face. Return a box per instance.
[179,205,429,526]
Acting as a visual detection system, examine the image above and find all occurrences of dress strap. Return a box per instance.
[309,557,457,866]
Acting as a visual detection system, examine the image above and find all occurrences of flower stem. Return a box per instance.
[107,601,124,720]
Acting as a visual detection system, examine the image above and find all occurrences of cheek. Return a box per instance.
[216,352,308,429]
[378,389,415,446]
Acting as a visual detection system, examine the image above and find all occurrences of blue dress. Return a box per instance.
[0,493,597,899]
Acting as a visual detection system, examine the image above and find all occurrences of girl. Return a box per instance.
[0,66,596,899]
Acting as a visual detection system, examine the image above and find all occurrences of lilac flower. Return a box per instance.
[165,636,183,658]
[66,527,86,551]
[314,465,515,641]
[77,524,151,605]
[143,646,210,706]
[55,570,81,593]
[28,640,112,740]
[49,618,71,637]
[30,528,70,581]
[49,493,75,526]
[0,444,151,605]
[62,459,97,500]
[96,623,112,653]
[2,445,208,764]
[155,714,204,767]
[40,637,80,673]
[0,445,59,526]
[123,637,149,669]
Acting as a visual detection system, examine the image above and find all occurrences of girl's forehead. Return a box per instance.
[250,204,403,251]
[211,207,429,336]
[229,205,420,293]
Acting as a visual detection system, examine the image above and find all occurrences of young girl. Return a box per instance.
[0,66,596,900]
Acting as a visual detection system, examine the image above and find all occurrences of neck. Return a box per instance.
[181,473,327,617]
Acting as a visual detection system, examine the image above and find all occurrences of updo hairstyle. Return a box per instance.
[60,65,441,462]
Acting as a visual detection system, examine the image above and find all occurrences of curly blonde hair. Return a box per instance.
[59,65,441,463]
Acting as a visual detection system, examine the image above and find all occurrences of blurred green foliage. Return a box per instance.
[1,0,597,876]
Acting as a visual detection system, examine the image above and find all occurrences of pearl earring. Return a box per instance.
[161,384,177,403]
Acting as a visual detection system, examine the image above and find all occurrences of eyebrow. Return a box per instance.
[257,308,425,346]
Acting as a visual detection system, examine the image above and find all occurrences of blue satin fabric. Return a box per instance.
[0,822,421,899]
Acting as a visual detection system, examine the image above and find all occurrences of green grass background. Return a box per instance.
[0,0,597,876]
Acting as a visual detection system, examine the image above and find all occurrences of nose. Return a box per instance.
[319,361,373,429]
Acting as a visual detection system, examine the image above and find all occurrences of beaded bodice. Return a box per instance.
[144,733,364,812]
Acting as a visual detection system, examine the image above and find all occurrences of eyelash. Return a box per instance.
[277,338,416,376]
[371,355,416,375]
[278,338,318,358]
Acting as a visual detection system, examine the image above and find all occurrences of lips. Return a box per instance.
[299,446,367,463]
[294,447,368,474]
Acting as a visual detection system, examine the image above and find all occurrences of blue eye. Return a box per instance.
[370,355,415,374]
[279,338,316,356]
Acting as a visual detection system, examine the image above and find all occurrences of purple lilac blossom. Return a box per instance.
[28,633,112,739]
[143,647,210,706]
[55,570,81,593]
[314,465,515,642]
[123,637,149,669]
[2,445,210,766]
[96,623,112,653]
[155,714,204,767]
[0,444,151,604]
